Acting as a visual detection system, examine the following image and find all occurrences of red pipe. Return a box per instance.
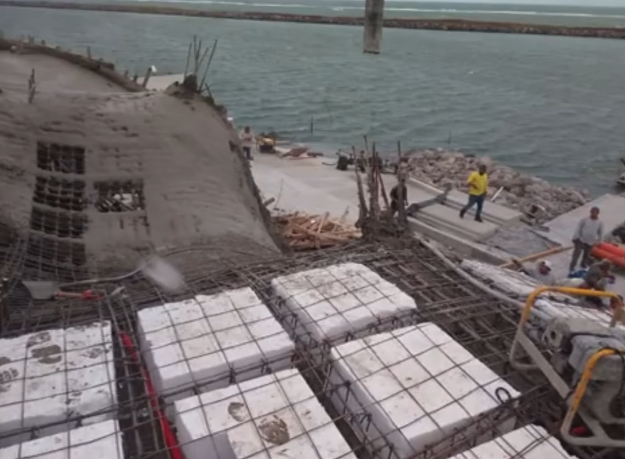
[595,242,625,258]
[120,332,185,459]
[590,247,625,269]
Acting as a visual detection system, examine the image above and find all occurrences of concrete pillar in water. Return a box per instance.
[363,0,384,54]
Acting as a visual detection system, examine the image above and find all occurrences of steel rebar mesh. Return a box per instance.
[0,238,617,459]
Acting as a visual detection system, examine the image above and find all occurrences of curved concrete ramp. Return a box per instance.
[0,60,279,277]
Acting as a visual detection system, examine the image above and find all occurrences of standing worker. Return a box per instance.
[239,126,255,161]
[459,164,488,223]
[569,206,603,272]
[390,179,408,217]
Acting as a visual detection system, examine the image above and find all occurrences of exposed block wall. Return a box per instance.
[0,322,116,447]
[329,323,519,458]
[272,263,416,343]
[137,288,294,399]
[174,368,356,459]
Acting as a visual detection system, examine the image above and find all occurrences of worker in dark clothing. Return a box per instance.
[356,150,366,173]
[583,259,613,291]
[390,180,408,217]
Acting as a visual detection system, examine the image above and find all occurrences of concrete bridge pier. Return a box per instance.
[363,0,384,54]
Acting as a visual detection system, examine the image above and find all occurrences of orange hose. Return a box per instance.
[591,247,625,268]
[595,242,625,257]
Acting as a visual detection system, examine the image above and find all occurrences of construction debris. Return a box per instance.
[273,212,361,250]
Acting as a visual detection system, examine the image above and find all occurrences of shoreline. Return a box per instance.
[2,1,625,40]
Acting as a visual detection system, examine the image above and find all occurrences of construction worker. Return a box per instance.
[582,259,613,292]
[569,206,603,272]
[239,126,255,161]
[459,164,488,223]
[512,259,556,286]
[390,180,408,217]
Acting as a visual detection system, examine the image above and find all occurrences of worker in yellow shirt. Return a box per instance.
[459,164,488,222]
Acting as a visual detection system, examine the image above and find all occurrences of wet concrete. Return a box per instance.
[0,51,280,278]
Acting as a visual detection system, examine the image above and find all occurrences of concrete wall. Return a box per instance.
[363,0,384,54]
[0,38,144,92]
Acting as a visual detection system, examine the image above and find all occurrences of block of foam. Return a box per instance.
[0,322,116,447]
[0,419,123,458]
[449,425,574,458]
[138,288,294,399]
[271,263,416,342]
[329,323,519,458]
[174,368,356,459]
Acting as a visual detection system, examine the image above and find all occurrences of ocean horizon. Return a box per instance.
[1,1,624,195]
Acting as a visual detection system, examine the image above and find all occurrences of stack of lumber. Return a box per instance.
[273,212,361,250]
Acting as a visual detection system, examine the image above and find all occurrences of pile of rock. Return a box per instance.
[405,148,590,223]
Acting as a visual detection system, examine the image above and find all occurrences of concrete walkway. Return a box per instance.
[251,154,521,243]
[539,193,625,297]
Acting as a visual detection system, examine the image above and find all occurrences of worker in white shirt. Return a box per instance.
[239,126,255,161]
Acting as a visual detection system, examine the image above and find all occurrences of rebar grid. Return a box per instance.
[0,238,618,459]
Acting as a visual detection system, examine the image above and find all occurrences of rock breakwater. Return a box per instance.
[405,148,590,223]
[2,1,625,40]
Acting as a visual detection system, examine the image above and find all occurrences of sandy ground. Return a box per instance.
[0,52,279,277]
[0,51,123,94]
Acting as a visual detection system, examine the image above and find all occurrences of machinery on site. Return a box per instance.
[510,286,625,448]
[257,135,276,153]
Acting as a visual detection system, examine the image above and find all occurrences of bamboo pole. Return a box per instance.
[499,245,573,269]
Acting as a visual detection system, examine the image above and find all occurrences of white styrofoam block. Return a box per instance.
[271,263,416,342]
[0,322,116,447]
[460,259,580,304]
[137,288,294,399]
[534,299,624,329]
[174,368,356,459]
[449,425,574,458]
[459,260,623,330]
[0,419,123,459]
[329,323,520,458]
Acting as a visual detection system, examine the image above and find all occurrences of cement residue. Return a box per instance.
[227,402,247,422]
[31,344,62,364]
[406,148,590,224]
[484,224,557,258]
[0,51,124,94]
[258,416,289,445]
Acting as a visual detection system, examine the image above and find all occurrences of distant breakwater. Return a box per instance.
[2,1,625,40]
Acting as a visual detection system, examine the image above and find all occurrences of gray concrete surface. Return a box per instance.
[0,58,280,275]
[484,224,558,258]
[0,52,123,94]
[407,178,523,225]
[251,153,517,260]
[418,204,498,242]
[143,74,184,91]
[544,193,625,246]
